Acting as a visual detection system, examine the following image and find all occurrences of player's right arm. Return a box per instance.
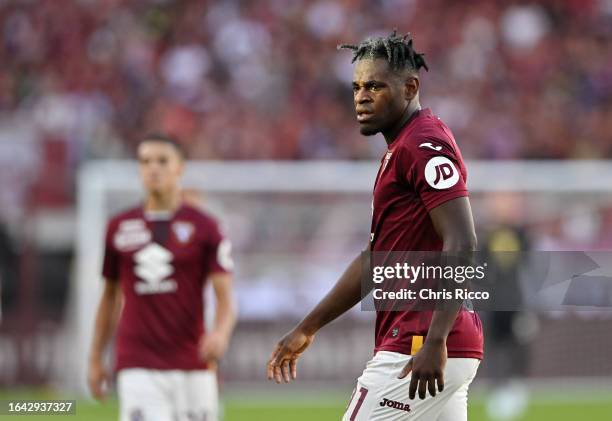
[88,218,123,399]
[88,279,122,400]
[267,242,371,384]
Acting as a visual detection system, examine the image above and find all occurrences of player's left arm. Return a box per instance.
[199,271,237,364]
[399,196,477,399]
[426,195,477,342]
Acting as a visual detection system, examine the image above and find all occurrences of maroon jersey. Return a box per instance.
[102,203,232,371]
[371,108,483,359]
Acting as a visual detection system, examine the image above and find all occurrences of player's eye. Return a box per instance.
[368,84,380,92]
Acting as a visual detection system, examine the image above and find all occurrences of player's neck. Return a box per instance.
[144,189,181,213]
[382,101,421,146]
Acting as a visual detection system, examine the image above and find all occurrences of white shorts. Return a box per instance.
[117,369,218,421]
[343,352,480,421]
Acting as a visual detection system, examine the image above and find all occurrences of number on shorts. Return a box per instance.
[349,386,369,420]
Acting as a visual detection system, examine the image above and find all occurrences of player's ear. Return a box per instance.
[404,76,419,101]
[175,152,185,175]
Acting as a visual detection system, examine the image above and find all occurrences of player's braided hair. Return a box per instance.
[338,30,428,72]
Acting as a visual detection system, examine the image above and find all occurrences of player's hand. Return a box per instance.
[267,328,314,384]
[87,359,110,401]
[199,331,230,363]
[398,340,447,400]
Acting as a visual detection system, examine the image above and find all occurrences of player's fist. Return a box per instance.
[199,331,230,363]
[267,328,314,384]
[87,359,110,401]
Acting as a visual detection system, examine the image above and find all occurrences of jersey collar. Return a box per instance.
[143,203,185,221]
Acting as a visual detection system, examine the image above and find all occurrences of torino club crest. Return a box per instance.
[381,151,393,172]
[172,221,194,244]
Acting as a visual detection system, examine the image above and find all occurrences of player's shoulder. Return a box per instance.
[178,203,226,243]
[106,206,144,231]
[396,109,460,159]
[179,203,221,228]
[400,110,454,148]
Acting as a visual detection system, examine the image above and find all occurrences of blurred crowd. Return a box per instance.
[0,0,611,214]
[1,0,612,388]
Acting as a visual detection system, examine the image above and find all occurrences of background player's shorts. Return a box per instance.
[117,368,218,421]
[343,351,479,421]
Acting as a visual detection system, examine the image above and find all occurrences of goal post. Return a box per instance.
[65,160,612,394]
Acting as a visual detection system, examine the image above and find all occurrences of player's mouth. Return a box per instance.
[357,111,374,122]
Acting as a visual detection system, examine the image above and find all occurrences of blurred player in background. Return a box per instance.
[88,134,236,421]
[268,31,483,420]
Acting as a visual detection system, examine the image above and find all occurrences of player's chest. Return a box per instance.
[373,152,417,213]
[113,218,202,265]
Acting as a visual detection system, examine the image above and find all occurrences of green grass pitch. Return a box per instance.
[2,390,612,420]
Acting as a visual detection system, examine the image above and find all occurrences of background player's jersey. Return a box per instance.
[371,108,483,359]
[102,203,232,371]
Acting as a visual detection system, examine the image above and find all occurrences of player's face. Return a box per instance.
[352,59,409,136]
[138,142,184,195]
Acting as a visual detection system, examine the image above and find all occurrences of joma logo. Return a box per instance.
[379,398,411,412]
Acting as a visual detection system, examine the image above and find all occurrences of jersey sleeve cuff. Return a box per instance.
[422,190,469,212]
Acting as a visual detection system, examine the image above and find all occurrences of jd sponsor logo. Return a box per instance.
[379,398,411,413]
[424,156,459,189]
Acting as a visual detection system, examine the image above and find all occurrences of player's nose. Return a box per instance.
[354,88,372,104]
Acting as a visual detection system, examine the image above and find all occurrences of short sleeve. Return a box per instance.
[400,138,468,211]
[102,220,120,281]
[204,221,234,274]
